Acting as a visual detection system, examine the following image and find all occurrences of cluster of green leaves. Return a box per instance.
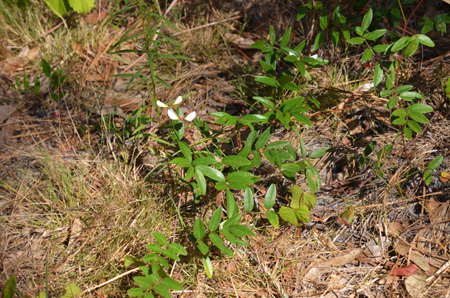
[424,156,443,186]
[419,13,450,34]
[126,232,186,298]
[189,206,254,277]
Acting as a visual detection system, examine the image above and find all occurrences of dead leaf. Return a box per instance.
[386,221,405,237]
[405,272,427,298]
[337,207,355,226]
[2,46,40,73]
[85,11,108,24]
[394,239,431,273]
[440,171,450,183]
[225,32,256,49]
[68,218,84,247]
[390,264,419,276]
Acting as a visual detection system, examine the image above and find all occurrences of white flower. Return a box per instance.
[156,100,168,108]
[167,108,180,120]
[173,96,183,105]
[310,54,318,59]
[288,51,296,56]
[184,111,196,122]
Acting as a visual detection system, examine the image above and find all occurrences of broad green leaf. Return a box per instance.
[309,147,331,158]
[424,170,433,186]
[160,277,183,291]
[142,253,158,263]
[416,34,435,47]
[281,163,301,172]
[255,76,279,87]
[60,283,81,298]
[303,192,317,211]
[146,243,162,253]
[392,117,406,125]
[313,32,325,51]
[266,210,279,228]
[162,249,180,261]
[386,65,396,90]
[428,155,443,171]
[306,168,317,192]
[168,243,188,255]
[280,27,292,48]
[364,29,387,41]
[127,288,144,297]
[403,126,413,139]
[361,48,373,63]
[68,0,95,13]
[373,44,390,53]
[253,96,275,110]
[289,185,303,209]
[195,168,207,195]
[195,165,225,182]
[400,91,424,101]
[266,140,290,150]
[408,111,429,124]
[361,8,373,32]
[269,25,276,45]
[244,187,254,212]
[404,38,419,57]
[294,206,310,223]
[196,240,209,255]
[192,157,217,166]
[319,8,328,30]
[338,207,355,226]
[373,64,383,87]
[3,275,16,298]
[134,276,154,289]
[297,5,307,21]
[152,232,167,246]
[193,218,206,240]
[209,207,223,232]
[222,156,251,167]
[279,206,300,226]
[407,103,433,114]
[348,37,364,45]
[391,36,409,52]
[45,0,69,16]
[363,141,377,156]
[221,228,238,243]
[264,184,277,210]
[153,284,171,298]
[407,120,422,134]
[255,127,272,149]
[203,257,213,278]
[226,190,238,218]
[392,108,407,117]
[209,233,225,249]
[228,224,255,237]
[41,59,51,77]
[331,29,339,47]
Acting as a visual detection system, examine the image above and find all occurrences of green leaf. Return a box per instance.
[226,190,238,218]
[294,206,310,223]
[160,277,183,291]
[208,207,223,232]
[364,29,387,41]
[127,288,144,297]
[400,91,424,101]
[416,34,435,47]
[227,171,259,189]
[391,36,409,52]
[408,111,429,124]
[407,103,433,114]
[209,233,224,249]
[392,117,406,125]
[313,32,325,51]
[68,0,95,13]
[222,156,251,167]
[306,168,317,192]
[253,96,275,110]
[303,192,317,211]
[255,76,279,87]
[167,243,188,256]
[289,185,303,209]
[280,27,292,48]
[319,8,328,30]
[163,249,180,261]
[361,8,373,32]
[392,108,407,117]
[41,59,51,77]
[152,232,167,246]
[146,243,162,253]
[134,276,154,289]
[407,120,422,134]
[373,64,383,87]
[404,38,419,57]
[221,228,238,244]
[279,206,301,226]
[195,165,225,182]
[424,170,433,186]
[269,25,276,45]
[244,187,254,212]
[203,257,213,278]
[373,43,390,53]
[255,127,271,149]
[348,37,364,45]
[361,48,373,63]
[266,210,279,228]
[297,5,307,21]
[193,218,206,240]
[338,207,355,226]
[228,224,255,237]
[153,284,171,298]
[266,140,290,150]
[264,184,277,209]
[331,29,340,48]
[143,253,158,263]
[196,240,209,255]
[192,157,217,166]
[178,141,192,162]
[3,275,16,298]
[195,168,207,195]
[309,147,331,158]
[45,0,69,16]
[427,155,443,171]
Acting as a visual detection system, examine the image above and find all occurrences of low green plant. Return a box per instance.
[1,275,16,298]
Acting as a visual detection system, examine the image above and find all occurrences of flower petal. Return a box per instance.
[167,109,180,120]
[174,96,183,105]
[156,100,168,108]
[184,111,196,122]
[310,54,318,59]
